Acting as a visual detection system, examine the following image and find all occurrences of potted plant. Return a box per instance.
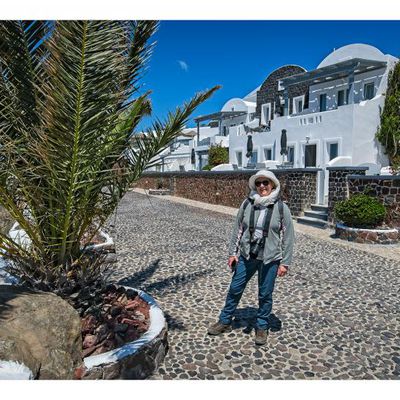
[334,194,399,244]
[0,20,218,378]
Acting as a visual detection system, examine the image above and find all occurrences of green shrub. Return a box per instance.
[334,194,386,228]
[376,61,400,174]
[202,164,212,171]
[208,143,228,167]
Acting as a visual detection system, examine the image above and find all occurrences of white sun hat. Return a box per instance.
[248,170,280,191]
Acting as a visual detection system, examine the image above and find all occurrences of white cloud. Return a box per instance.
[178,60,189,72]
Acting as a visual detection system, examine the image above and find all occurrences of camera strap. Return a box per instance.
[242,198,284,240]
[262,204,275,238]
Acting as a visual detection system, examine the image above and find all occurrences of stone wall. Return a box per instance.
[327,167,368,224]
[134,169,320,217]
[335,224,399,244]
[256,65,309,119]
[348,175,400,227]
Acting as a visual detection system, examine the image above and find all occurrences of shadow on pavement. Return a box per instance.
[143,269,213,295]
[232,307,282,333]
[117,258,161,287]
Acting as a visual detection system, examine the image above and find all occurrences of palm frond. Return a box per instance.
[120,20,159,107]
[126,85,221,183]
[0,20,220,292]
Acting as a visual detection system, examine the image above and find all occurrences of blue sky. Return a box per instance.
[138,20,400,130]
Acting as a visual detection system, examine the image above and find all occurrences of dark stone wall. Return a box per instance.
[134,169,320,217]
[327,167,368,224]
[256,65,309,120]
[348,175,400,227]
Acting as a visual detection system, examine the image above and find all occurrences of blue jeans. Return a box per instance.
[219,256,279,330]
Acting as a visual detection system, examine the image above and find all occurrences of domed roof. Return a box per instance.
[318,43,386,68]
[260,65,307,91]
[221,98,255,112]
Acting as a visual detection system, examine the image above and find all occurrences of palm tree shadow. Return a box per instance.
[142,268,213,296]
[163,311,186,332]
[117,258,162,287]
[232,307,282,334]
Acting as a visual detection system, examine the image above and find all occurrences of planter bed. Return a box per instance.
[1,225,168,380]
[335,223,399,244]
[75,287,168,380]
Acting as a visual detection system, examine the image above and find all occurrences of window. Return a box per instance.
[261,103,271,125]
[329,143,338,160]
[236,151,243,167]
[248,113,255,122]
[364,83,375,100]
[319,94,327,112]
[287,146,295,163]
[293,96,304,114]
[264,147,273,161]
[250,151,258,164]
[337,90,345,107]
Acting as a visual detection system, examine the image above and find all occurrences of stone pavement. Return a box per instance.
[109,190,400,379]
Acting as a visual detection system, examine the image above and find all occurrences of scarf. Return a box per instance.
[249,184,281,207]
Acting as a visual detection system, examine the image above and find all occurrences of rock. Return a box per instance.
[110,305,122,317]
[121,317,137,325]
[125,300,140,311]
[124,328,140,342]
[0,285,82,379]
[81,314,98,334]
[95,324,110,342]
[82,345,98,358]
[133,311,146,322]
[125,289,137,299]
[0,332,40,379]
[114,323,129,333]
[83,334,98,349]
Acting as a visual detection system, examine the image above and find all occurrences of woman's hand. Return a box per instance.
[277,265,288,277]
[228,256,239,271]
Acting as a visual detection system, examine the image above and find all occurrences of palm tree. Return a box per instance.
[0,21,219,295]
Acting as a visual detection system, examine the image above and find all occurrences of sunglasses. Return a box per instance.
[255,180,272,187]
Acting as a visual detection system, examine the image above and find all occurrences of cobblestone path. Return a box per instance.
[110,192,400,380]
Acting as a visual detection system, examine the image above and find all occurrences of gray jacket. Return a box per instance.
[228,199,295,266]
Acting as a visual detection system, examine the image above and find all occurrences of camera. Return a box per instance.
[250,238,264,259]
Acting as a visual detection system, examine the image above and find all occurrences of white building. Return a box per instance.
[228,44,398,203]
[192,87,258,170]
[148,87,258,172]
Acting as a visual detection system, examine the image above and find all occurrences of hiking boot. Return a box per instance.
[207,321,232,335]
[255,328,268,345]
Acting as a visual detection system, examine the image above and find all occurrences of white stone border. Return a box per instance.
[8,222,114,252]
[336,223,399,234]
[0,360,34,380]
[83,286,165,370]
[83,230,114,252]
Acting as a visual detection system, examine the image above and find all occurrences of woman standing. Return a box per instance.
[208,170,295,345]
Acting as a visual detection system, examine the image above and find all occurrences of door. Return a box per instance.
[305,144,317,167]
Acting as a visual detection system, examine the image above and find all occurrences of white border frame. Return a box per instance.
[319,93,327,112]
[286,142,297,165]
[261,103,272,125]
[323,137,342,164]
[248,147,259,164]
[301,139,321,168]
[235,149,243,167]
[262,145,274,161]
[292,95,305,114]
